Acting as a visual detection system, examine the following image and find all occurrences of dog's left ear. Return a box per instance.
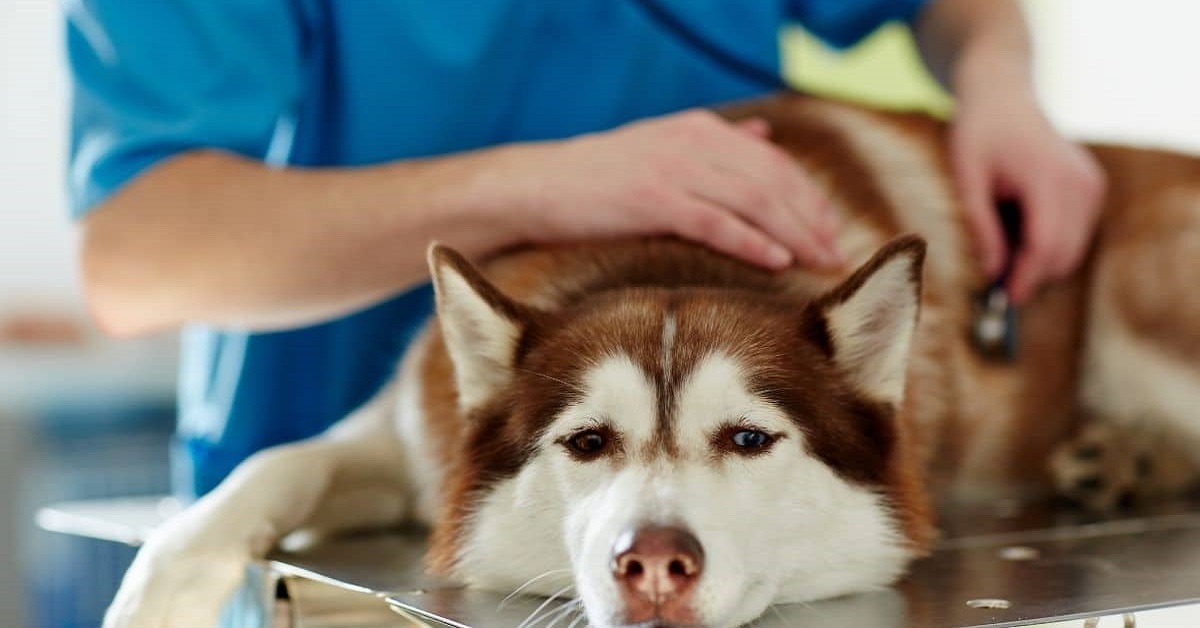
[428,244,534,414]
[804,236,926,407]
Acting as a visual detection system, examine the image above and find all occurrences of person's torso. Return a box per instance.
[284,0,787,165]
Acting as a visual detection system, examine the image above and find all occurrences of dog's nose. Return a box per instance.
[611,525,704,614]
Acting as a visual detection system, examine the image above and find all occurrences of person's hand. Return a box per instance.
[511,109,844,270]
[951,89,1107,303]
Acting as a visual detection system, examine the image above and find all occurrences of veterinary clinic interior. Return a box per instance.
[2,1,1199,627]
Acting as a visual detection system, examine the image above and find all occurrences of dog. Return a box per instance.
[103,94,1200,628]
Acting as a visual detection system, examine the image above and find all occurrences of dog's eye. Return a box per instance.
[731,429,774,450]
[565,429,608,457]
[711,424,783,457]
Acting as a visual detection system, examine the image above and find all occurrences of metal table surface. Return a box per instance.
[37,496,1200,627]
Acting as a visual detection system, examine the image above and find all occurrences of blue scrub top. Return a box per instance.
[66,0,927,498]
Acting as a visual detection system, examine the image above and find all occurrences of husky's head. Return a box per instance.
[426,238,932,628]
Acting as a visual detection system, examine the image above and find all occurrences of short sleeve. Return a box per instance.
[788,0,930,49]
[65,0,306,217]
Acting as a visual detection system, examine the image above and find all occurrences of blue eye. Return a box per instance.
[732,429,773,450]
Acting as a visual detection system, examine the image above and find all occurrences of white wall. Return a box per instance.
[0,0,78,312]
[0,0,177,403]
[0,10,176,623]
[1028,0,1200,152]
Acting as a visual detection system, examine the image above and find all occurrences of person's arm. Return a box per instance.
[82,148,515,335]
[82,110,841,336]
[911,0,1032,92]
[912,0,1106,302]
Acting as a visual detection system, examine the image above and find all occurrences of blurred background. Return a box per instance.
[0,1,1197,627]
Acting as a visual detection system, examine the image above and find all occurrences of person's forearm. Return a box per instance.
[912,0,1035,102]
[81,146,536,336]
[81,109,849,337]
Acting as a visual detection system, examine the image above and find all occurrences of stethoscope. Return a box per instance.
[631,0,1022,361]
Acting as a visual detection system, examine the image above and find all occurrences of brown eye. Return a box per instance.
[731,429,774,450]
[567,430,607,456]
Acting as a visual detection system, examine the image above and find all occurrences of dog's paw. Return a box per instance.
[103,546,248,628]
[103,521,251,628]
[1049,423,1196,512]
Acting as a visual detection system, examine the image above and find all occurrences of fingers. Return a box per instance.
[667,193,794,269]
[954,147,1007,279]
[735,117,771,138]
[948,91,1110,302]
[690,163,840,268]
[1006,180,1059,303]
[1050,151,1107,276]
[689,115,843,267]
[600,109,843,270]
[1006,150,1107,303]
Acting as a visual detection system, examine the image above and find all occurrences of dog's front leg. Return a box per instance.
[104,391,411,628]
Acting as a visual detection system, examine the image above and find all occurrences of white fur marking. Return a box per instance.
[672,352,795,448]
[661,312,677,388]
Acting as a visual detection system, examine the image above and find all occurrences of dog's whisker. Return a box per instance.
[527,603,572,628]
[516,367,586,393]
[542,597,584,628]
[522,597,577,628]
[499,569,573,609]
[517,584,577,628]
[769,603,798,627]
[565,606,590,628]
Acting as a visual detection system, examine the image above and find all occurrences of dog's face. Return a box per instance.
[427,239,931,628]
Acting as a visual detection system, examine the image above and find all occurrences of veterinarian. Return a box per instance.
[67,0,1105,498]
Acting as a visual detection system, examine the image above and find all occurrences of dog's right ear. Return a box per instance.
[428,244,532,414]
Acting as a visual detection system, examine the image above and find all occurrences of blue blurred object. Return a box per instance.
[19,396,174,628]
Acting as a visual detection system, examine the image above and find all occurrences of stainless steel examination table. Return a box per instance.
[37,496,1200,627]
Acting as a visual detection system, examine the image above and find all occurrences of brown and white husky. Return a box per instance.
[103,95,1200,628]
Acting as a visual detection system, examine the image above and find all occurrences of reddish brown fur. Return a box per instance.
[1091,146,1200,362]
[419,94,1200,576]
